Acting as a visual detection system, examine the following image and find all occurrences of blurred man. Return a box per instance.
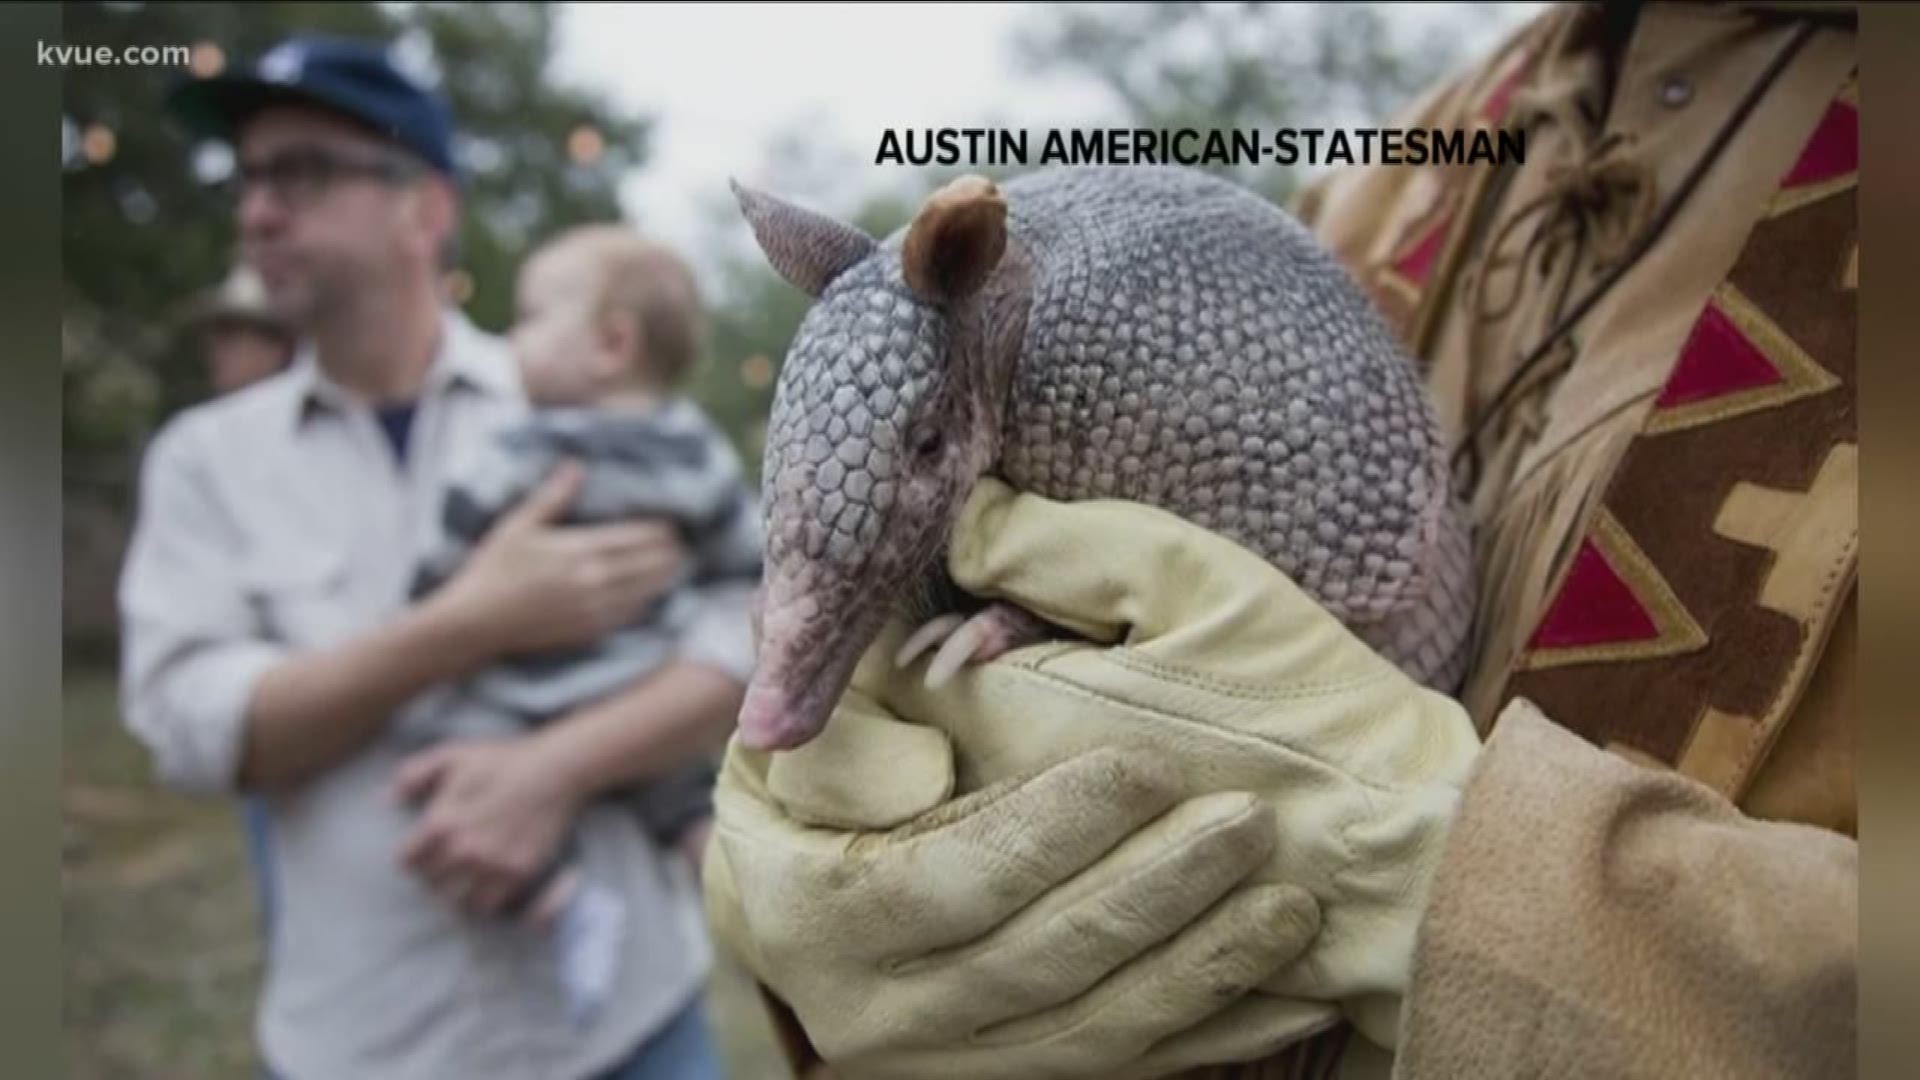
[191,264,295,395]
[120,35,750,1080]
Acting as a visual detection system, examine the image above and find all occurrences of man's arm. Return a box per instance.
[391,647,747,919]
[121,423,684,797]
[236,597,502,792]
[531,572,757,801]
[534,425,764,800]
[245,456,687,793]
[1391,697,1857,1080]
[116,420,508,795]
[529,653,745,803]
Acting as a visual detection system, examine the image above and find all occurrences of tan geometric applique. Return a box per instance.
[1765,170,1858,219]
[1606,740,1671,772]
[1712,443,1859,624]
[1694,442,1860,797]
[1763,85,1857,219]
[1519,508,1710,671]
[1677,706,1766,794]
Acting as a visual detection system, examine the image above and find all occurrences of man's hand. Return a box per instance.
[706,478,1487,1077]
[897,478,1483,1050]
[429,460,686,659]
[704,650,1339,1080]
[226,462,685,796]
[393,734,585,919]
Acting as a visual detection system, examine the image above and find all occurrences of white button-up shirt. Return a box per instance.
[116,309,735,1080]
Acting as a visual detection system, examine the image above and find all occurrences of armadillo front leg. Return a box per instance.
[895,601,1060,688]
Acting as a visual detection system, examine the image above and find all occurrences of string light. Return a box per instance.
[189,41,224,79]
[444,269,475,305]
[567,125,604,166]
[83,123,116,165]
[740,353,773,390]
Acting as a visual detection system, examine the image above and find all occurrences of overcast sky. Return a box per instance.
[549,2,1544,286]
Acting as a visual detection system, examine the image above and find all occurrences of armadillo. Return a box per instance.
[728,164,1477,752]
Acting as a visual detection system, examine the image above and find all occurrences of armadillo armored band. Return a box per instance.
[756,165,1476,694]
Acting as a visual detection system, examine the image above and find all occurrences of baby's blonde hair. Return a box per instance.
[538,223,707,386]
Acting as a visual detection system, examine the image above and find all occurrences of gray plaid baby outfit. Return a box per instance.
[403,395,763,1027]
[405,396,764,849]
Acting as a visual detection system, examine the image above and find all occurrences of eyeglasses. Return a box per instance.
[219,143,426,208]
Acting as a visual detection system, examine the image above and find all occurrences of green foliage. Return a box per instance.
[402,2,651,333]
[1009,1,1498,204]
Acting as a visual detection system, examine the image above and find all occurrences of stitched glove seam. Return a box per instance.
[1092,648,1397,702]
[990,662,1436,802]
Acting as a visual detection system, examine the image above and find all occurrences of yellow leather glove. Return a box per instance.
[704,647,1338,1080]
[919,477,1484,1049]
[705,476,1484,1075]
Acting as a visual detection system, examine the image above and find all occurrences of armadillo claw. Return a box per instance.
[926,618,993,689]
[897,614,966,669]
[901,604,1057,687]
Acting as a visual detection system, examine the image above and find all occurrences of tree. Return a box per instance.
[1008,1,1509,205]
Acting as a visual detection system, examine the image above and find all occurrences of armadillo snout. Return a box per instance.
[734,556,890,752]
[745,232,1006,750]
[735,682,808,751]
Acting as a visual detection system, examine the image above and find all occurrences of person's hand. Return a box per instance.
[431,460,685,658]
[885,477,1485,1051]
[705,652,1338,1080]
[708,476,1485,1076]
[393,734,584,920]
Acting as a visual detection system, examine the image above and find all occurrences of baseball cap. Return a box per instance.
[165,33,459,181]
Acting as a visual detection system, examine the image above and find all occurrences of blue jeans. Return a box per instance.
[595,997,724,1080]
[240,798,277,941]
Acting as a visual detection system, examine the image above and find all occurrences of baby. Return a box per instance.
[401,224,762,1025]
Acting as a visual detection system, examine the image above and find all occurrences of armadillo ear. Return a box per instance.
[902,175,1008,305]
[730,179,878,297]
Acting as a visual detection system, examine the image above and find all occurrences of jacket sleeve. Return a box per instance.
[115,419,289,795]
[1390,697,1857,1080]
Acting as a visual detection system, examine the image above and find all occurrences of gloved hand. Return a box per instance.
[705,476,1485,1075]
[921,477,1485,1048]
[704,635,1339,1080]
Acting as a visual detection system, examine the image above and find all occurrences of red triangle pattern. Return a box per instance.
[1392,213,1451,287]
[1528,537,1660,651]
[1779,98,1857,189]
[1656,298,1786,410]
[1481,54,1533,126]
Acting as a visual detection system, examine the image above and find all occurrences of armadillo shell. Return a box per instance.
[992,166,1477,692]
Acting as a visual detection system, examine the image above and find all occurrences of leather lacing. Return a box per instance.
[1464,130,1656,326]
[1448,16,1823,495]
